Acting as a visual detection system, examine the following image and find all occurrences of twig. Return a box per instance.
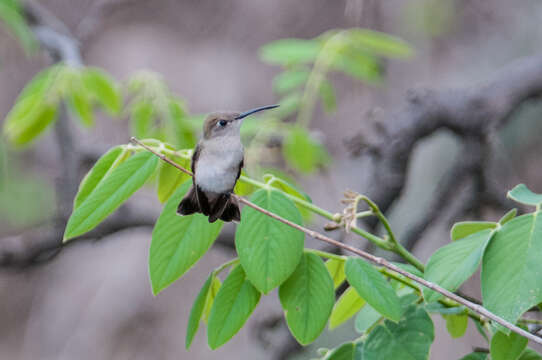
[130,137,542,346]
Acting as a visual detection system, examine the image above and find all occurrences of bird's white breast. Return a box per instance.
[195,136,243,193]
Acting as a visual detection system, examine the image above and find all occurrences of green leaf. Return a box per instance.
[329,286,365,330]
[363,305,434,360]
[235,189,304,293]
[444,313,468,338]
[68,90,94,127]
[508,184,542,207]
[450,221,496,241]
[64,151,158,241]
[348,29,413,58]
[355,303,382,334]
[273,69,310,94]
[424,229,493,302]
[490,330,528,360]
[277,92,302,118]
[499,208,517,225]
[207,265,261,349]
[283,126,330,173]
[519,349,542,360]
[330,50,382,84]
[325,258,346,289]
[345,258,402,321]
[156,155,190,203]
[149,181,223,294]
[260,38,321,65]
[82,68,122,116]
[3,67,60,146]
[203,276,221,323]
[279,252,335,345]
[0,0,37,54]
[459,352,488,360]
[131,101,154,138]
[482,213,542,326]
[323,342,363,360]
[74,146,125,208]
[186,274,213,349]
[4,102,57,147]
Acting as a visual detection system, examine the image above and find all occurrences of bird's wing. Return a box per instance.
[191,143,201,182]
[236,158,244,183]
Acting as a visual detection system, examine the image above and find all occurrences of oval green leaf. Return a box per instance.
[345,258,402,322]
[363,305,434,360]
[490,330,528,360]
[260,38,321,65]
[324,342,363,360]
[482,213,542,325]
[207,265,261,349]
[450,221,496,241]
[444,313,468,338]
[235,189,304,294]
[186,274,213,349]
[82,68,122,116]
[64,151,158,241]
[74,146,125,208]
[149,181,223,294]
[424,229,493,302]
[329,286,365,330]
[279,252,335,345]
[507,184,542,207]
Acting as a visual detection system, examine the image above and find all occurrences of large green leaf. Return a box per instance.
[207,265,261,349]
[490,330,528,360]
[450,221,496,241]
[323,342,363,360]
[260,38,321,65]
[149,181,223,294]
[235,189,304,293]
[279,252,335,345]
[329,286,365,330]
[362,305,434,360]
[345,258,402,321]
[64,151,158,241]
[507,184,542,207]
[424,229,493,302]
[74,146,125,208]
[482,213,542,325]
[186,274,213,349]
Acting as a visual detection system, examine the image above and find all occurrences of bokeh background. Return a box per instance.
[1,0,542,359]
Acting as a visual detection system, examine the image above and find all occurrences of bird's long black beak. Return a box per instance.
[235,104,279,120]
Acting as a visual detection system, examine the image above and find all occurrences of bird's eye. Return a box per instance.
[218,120,227,127]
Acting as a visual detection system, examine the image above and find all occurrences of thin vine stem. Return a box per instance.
[130,137,542,345]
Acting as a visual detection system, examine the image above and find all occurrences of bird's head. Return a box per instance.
[202,104,279,140]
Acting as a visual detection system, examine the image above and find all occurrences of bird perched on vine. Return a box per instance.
[177,104,279,223]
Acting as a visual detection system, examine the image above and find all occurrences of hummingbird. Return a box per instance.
[177,104,279,223]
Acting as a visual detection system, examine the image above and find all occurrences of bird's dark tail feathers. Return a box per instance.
[177,186,241,223]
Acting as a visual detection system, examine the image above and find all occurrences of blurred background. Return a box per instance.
[1,0,542,359]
